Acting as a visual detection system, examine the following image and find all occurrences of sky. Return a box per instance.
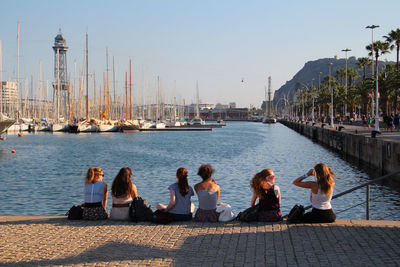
[0,0,399,108]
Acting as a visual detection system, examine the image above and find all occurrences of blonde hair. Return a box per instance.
[85,167,103,184]
[314,163,336,194]
[250,168,273,197]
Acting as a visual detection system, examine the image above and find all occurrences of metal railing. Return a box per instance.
[304,170,400,220]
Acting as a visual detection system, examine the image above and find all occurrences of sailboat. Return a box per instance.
[0,40,16,137]
[262,76,276,124]
[77,33,98,133]
[189,80,205,125]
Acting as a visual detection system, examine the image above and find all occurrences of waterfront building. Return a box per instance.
[0,81,18,116]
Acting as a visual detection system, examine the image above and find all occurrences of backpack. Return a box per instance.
[236,204,259,222]
[129,197,154,222]
[66,205,84,220]
[287,204,305,223]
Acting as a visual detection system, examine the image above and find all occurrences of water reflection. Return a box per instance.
[0,122,399,220]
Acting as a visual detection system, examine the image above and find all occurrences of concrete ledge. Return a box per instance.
[1,216,399,266]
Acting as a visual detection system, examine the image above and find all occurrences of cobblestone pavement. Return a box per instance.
[0,217,399,266]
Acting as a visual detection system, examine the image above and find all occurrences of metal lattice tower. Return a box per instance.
[52,30,69,120]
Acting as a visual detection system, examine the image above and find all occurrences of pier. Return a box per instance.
[279,120,400,184]
[0,217,399,266]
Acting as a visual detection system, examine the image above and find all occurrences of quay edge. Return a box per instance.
[279,120,400,184]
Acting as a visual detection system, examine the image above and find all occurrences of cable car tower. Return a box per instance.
[52,30,69,121]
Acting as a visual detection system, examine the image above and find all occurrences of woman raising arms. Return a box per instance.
[293,163,336,223]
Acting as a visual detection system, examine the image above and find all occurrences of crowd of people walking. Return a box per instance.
[77,163,337,224]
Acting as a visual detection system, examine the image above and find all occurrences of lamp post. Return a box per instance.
[342,48,351,116]
[329,62,334,127]
[366,25,380,131]
[318,72,322,118]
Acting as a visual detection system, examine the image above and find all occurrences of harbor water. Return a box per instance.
[0,122,399,220]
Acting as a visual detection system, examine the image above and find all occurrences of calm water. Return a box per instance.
[1,122,399,220]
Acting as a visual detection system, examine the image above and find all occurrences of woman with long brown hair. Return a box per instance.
[83,167,108,220]
[293,163,336,223]
[250,168,282,222]
[110,167,138,220]
[156,167,194,221]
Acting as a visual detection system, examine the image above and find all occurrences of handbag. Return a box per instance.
[66,205,84,220]
[216,203,235,222]
[152,210,173,224]
[287,204,305,223]
[236,204,259,222]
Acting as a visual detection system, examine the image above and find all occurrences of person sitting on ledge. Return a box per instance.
[109,167,138,220]
[293,163,336,223]
[82,167,108,220]
[194,164,220,222]
[156,167,194,221]
[250,169,282,222]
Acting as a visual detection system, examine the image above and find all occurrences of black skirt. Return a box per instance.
[303,208,336,223]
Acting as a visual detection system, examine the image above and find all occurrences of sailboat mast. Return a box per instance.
[39,61,42,119]
[125,72,128,121]
[17,22,20,119]
[268,76,271,117]
[196,80,200,119]
[93,72,96,119]
[0,40,2,115]
[57,48,60,122]
[113,56,116,119]
[129,59,132,120]
[106,47,110,120]
[86,32,89,120]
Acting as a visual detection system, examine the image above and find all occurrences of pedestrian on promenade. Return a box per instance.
[250,169,282,222]
[82,167,108,220]
[109,167,137,220]
[292,163,336,223]
[394,114,399,131]
[362,115,367,129]
[367,115,372,128]
[388,114,394,132]
[156,167,195,221]
[194,164,221,222]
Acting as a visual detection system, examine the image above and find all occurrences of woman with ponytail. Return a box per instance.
[83,167,108,220]
[250,168,282,222]
[293,163,336,223]
[156,167,194,221]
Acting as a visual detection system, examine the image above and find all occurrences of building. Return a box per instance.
[0,81,18,115]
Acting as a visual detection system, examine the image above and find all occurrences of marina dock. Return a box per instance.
[0,216,399,266]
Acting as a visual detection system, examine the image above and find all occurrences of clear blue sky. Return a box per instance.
[1,0,399,107]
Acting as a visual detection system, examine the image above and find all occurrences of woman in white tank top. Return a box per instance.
[82,167,108,220]
[293,163,336,223]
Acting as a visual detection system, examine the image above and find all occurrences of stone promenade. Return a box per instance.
[1,217,399,266]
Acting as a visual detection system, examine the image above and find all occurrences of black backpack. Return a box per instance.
[129,197,154,222]
[236,204,259,222]
[287,204,305,223]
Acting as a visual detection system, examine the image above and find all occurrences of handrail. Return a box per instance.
[303,170,400,218]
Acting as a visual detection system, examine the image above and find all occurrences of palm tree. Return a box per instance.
[384,28,400,70]
[356,57,372,80]
[366,41,390,73]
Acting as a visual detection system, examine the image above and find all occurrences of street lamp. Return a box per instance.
[342,48,351,116]
[366,25,379,78]
[329,62,334,127]
[366,24,380,132]
[318,72,322,118]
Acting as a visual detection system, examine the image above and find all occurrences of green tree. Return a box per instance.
[384,28,400,70]
[356,57,372,80]
[366,41,390,74]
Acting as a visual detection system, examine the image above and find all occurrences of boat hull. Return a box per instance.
[0,121,16,134]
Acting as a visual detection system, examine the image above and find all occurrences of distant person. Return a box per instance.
[156,167,194,221]
[362,115,367,129]
[250,169,282,222]
[293,163,336,223]
[394,114,399,131]
[83,167,108,220]
[194,164,221,222]
[387,114,394,132]
[367,115,372,128]
[109,167,138,220]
